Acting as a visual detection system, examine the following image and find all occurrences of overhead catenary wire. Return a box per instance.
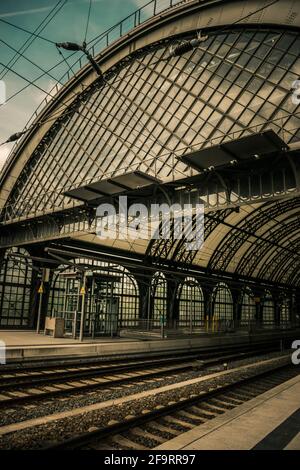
[56,46,78,80]
[84,0,93,44]
[0,58,185,168]
[0,0,289,156]
[0,32,188,158]
[0,0,68,81]
[0,52,80,108]
[2,33,296,152]
[0,38,66,87]
[0,0,283,111]
[1,29,299,173]
[0,62,63,111]
[0,0,297,185]
[0,59,187,179]
[0,18,56,45]
[0,9,116,107]
[0,43,161,112]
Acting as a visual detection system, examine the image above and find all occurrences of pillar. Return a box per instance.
[272,291,281,327]
[202,285,214,330]
[166,278,179,328]
[29,264,53,330]
[231,288,242,328]
[252,288,264,327]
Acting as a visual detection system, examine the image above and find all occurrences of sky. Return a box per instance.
[0,0,155,168]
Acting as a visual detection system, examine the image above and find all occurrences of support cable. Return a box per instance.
[84,0,92,44]
[0,0,282,109]
[0,18,56,45]
[0,0,67,80]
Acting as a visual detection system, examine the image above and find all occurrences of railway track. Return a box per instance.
[0,346,278,408]
[44,363,298,450]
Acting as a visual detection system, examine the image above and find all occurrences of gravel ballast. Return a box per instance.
[0,352,295,450]
[0,351,285,427]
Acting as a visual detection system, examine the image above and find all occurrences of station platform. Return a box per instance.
[0,329,298,363]
[155,374,300,450]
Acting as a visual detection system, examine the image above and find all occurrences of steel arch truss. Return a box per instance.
[269,238,300,286]
[238,217,300,279]
[208,198,300,272]
[145,208,234,266]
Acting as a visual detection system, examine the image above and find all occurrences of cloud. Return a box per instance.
[0,6,54,19]
[32,79,62,105]
[0,144,11,170]
[0,78,63,170]
[0,0,107,19]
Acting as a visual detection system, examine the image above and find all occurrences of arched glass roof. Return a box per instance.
[5,27,300,217]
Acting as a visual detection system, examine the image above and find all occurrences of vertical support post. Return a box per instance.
[35,268,50,333]
[36,282,43,334]
[73,310,77,339]
[110,280,114,338]
[105,279,109,335]
[160,311,165,339]
[62,278,68,322]
[172,153,175,182]
[147,285,151,330]
[189,294,193,335]
[79,272,86,342]
[205,315,209,333]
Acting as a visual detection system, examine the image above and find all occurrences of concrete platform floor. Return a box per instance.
[0,330,134,346]
[0,329,297,363]
[0,330,148,361]
[155,374,300,450]
[0,329,248,347]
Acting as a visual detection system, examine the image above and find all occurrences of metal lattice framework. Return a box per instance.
[268,238,300,285]
[239,218,300,278]
[1,27,300,221]
[208,198,300,272]
[145,208,234,266]
[246,218,300,280]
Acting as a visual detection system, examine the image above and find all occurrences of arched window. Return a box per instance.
[49,267,67,316]
[177,277,204,328]
[0,247,33,327]
[262,291,275,328]
[151,272,167,326]
[112,265,139,328]
[240,288,256,326]
[212,282,233,321]
[49,259,139,328]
